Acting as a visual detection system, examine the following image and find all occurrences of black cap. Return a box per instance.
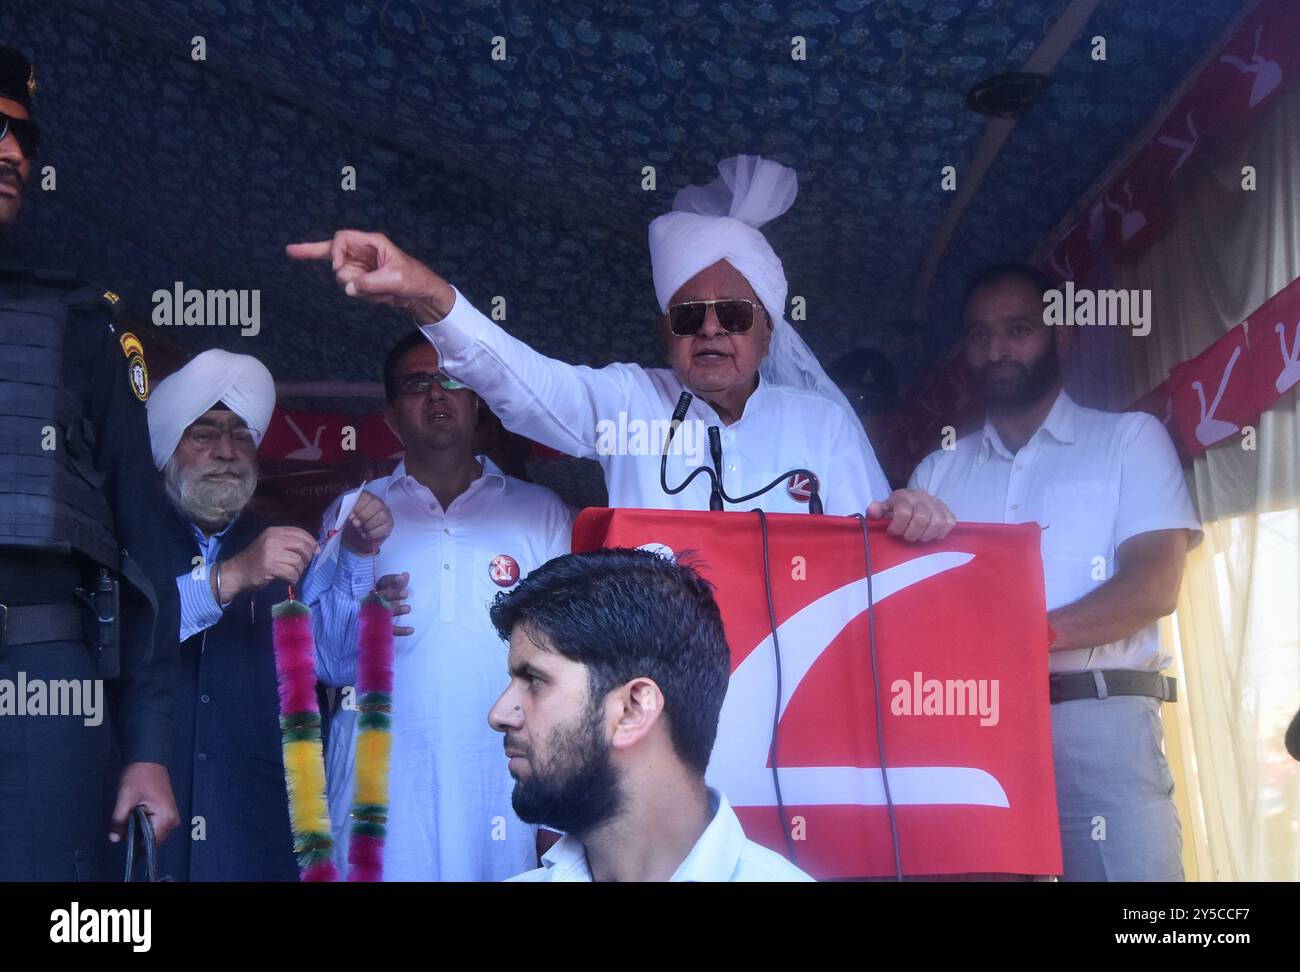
[0,46,36,112]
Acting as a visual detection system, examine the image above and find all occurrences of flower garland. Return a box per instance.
[272,587,394,882]
[346,591,394,881]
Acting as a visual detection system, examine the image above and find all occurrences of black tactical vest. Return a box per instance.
[0,266,121,570]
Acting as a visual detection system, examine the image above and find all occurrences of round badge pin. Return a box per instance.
[489,554,520,587]
[786,471,820,504]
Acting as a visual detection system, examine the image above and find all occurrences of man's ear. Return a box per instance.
[1054,324,1072,361]
[381,402,404,446]
[609,676,666,753]
[658,312,671,347]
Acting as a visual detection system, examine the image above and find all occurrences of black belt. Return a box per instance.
[1050,669,1177,704]
[0,602,84,651]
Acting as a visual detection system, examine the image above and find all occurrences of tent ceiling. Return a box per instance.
[3,0,1249,404]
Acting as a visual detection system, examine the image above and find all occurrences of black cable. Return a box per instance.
[854,512,903,881]
[756,509,798,866]
[720,466,821,506]
[660,390,824,512]
[660,393,721,499]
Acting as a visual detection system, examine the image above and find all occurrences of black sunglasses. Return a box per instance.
[0,111,40,158]
[667,298,761,337]
[395,371,469,396]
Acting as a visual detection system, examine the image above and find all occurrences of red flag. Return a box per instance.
[574,508,1061,878]
[1169,325,1252,454]
[1246,280,1300,411]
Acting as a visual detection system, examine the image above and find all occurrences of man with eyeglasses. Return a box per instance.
[144,349,395,880]
[0,45,182,880]
[288,155,954,538]
[305,331,573,880]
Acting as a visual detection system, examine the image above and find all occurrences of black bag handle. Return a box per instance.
[123,805,171,882]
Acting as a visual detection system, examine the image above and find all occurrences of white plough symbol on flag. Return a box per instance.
[705,551,1012,809]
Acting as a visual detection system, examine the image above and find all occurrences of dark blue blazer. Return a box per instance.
[158,508,300,882]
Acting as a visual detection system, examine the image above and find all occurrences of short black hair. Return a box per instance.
[382,331,434,402]
[961,261,1058,317]
[489,548,731,776]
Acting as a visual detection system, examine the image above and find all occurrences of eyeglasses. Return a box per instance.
[667,298,761,337]
[185,425,257,450]
[397,371,469,396]
[0,111,40,158]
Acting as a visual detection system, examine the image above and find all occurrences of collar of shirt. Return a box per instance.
[535,787,749,882]
[684,373,773,429]
[188,515,237,559]
[386,454,508,506]
[978,388,1077,464]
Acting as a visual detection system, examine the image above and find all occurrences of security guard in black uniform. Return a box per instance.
[0,46,181,880]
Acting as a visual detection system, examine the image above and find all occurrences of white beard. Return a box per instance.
[163,453,257,529]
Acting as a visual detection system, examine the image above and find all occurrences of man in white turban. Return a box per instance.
[287,156,953,537]
[145,350,395,880]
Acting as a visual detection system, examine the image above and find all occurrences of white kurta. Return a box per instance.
[420,288,890,514]
[310,458,573,881]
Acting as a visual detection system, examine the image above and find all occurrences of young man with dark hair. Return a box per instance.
[910,262,1200,881]
[488,548,812,882]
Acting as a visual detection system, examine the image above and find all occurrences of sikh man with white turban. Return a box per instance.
[144,349,395,880]
[288,155,953,534]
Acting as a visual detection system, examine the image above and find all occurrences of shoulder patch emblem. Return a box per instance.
[119,331,149,402]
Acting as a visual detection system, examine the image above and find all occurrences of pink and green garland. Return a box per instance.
[272,591,394,882]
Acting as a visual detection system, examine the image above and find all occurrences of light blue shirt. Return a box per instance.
[175,520,235,642]
[175,519,369,642]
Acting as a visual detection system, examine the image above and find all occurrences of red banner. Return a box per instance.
[260,408,352,466]
[1044,0,1300,276]
[573,508,1061,879]
[1130,274,1300,456]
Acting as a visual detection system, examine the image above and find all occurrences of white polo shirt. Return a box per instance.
[420,288,889,514]
[909,390,1201,674]
[508,787,813,882]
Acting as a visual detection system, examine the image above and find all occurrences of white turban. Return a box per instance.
[146,349,276,470]
[648,155,860,426]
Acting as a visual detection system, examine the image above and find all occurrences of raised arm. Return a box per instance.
[287,230,631,459]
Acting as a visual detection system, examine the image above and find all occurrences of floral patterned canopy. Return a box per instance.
[3,0,1248,403]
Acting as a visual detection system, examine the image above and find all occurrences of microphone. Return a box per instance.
[660,391,722,506]
[670,390,692,427]
[707,426,724,511]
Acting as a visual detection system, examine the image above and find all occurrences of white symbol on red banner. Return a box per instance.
[489,554,520,587]
[1192,344,1243,447]
[1219,24,1282,109]
[1156,110,1199,177]
[1276,321,1300,394]
[283,413,326,462]
[786,472,820,503]
[636,542,676,561]
[707,550,1010,809]
[1104,182,1147,242]
[1049,248,1074,282]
